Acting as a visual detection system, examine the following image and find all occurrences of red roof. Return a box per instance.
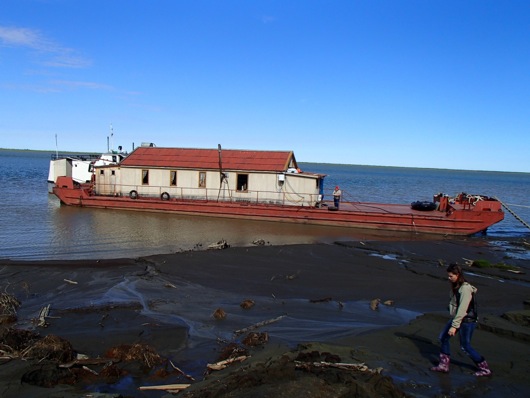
[120,146,297,172]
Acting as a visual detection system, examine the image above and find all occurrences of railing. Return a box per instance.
[51,153,102,161]
[94,182,323,208]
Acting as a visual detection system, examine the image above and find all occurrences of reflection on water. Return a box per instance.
[44,202,427,260]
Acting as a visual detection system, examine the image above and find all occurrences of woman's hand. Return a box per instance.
[448,327,457,336]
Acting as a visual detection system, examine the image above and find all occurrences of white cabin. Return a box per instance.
[94,146,325,207]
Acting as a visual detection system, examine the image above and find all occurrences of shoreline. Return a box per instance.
[1,238,529,397]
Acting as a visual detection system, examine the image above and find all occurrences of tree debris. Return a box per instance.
[234,315,286,336]
[240,299,255,309]
[213,308,227,320]
[105,343,163,367]
[242,332,269,347]
[59,357,117,369]
[23,334,76,363]
[0,292,21,316]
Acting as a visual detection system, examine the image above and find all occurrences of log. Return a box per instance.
[234,315,286,335]
[169,359,195,381]
[309,297,332,303]
[82,365,98,375]
[294,360,383,374]
[138,384,191,391]
[207,355,249,371]
[59,358,118,368]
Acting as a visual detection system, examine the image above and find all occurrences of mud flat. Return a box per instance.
[1,237,529,397]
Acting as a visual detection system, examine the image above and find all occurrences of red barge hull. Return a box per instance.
[53,177,504,236]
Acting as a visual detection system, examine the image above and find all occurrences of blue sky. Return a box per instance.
[1,1,529,172]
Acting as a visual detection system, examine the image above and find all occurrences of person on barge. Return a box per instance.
[333,186,342,209]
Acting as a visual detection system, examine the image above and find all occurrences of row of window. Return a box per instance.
[99,169,249,191]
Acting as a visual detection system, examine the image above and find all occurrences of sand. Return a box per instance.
[0,237,529,397]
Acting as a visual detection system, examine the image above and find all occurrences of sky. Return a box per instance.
[1,1,529,172]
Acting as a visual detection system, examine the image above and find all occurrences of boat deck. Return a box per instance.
[323,200,443,216]
[52,176,504,236]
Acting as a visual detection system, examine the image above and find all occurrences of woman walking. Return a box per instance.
[431,263,492,376]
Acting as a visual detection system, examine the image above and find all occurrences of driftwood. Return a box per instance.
[82,365,98,375]
[270,271,299,281]
[234,315,286,336]
[36,304,50,327]
[138,383,191,391]
[169,359,195,381]
[207,355,249,371]
[59,357,117,369]
[309,297,332,303]
[370,299,380,311]
[208,240,229,250]
[295,360,383,374]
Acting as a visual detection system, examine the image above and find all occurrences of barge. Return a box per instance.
[52,146,504,236]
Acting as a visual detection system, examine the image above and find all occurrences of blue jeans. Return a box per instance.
[438,320,484,363]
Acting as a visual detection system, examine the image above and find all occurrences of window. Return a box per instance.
[236,174,248,192]
[170,170,177,186]
[99,170,104,175]
[111,170,115,176]
[198,171,206,188]
[142,169,149,185]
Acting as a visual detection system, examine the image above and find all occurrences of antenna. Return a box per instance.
[55,133,58,158]
[109,123,114,152]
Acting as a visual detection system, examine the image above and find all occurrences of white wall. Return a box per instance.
[95,166,321,206]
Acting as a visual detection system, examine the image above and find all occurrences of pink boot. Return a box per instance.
[431,353,450,373]
[474,360,492,377]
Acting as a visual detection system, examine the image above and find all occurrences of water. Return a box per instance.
[1,149,529,260]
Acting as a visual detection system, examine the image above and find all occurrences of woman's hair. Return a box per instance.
[447,263,466,288]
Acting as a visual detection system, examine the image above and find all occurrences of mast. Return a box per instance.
[109,123,114,152]
[217,144,229,200]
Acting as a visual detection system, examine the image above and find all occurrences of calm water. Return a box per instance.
[1,150,529,260]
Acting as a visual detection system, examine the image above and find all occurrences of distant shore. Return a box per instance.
[1,238,529,397]
[0,147,98,154]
